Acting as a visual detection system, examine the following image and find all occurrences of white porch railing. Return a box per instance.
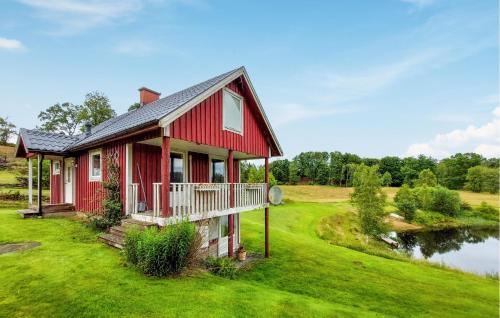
[150,183,267,219]
[129,183,139,214]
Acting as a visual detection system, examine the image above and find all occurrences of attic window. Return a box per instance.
[223,89,243,134]
[89,149,102,181]
[53,161,61,175]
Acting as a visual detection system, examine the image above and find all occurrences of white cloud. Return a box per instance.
[270,103,352,126]
[0,37,24,50]
[114,40,157,56]
[18,0,143,33]
[406,107,500,158]
[401,0,436,7]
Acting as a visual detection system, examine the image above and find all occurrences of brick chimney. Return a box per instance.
[138,87,161,106]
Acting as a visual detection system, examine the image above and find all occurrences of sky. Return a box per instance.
[0,0,498,159]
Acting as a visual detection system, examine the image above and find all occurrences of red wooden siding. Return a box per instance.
[74,142,126,213]
[50,160,63,204]
[170,78,271,158]
[190,152,209,182]
[132,143,161,210]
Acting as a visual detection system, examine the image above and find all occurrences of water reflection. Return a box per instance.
[396,227,499,274]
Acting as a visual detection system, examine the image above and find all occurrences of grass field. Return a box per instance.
[281,185,499,207]
[0,199,498,317]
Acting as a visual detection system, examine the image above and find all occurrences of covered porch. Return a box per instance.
[124,134,270,224]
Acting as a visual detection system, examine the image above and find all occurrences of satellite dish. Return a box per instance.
[268,186,283,205]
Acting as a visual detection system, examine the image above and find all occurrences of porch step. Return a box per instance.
[17,203,76,219]
[98,233,124,249]
[121,218,157,229]
[99,218,157,249]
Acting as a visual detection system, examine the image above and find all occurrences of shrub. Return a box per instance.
[205,256,237,279]
[87,216,113,231]
[465,166,499,194]
[351,164,387,236]
[101,154,122,227]
[475,202,499,221]
[394,185,417,221]
[415,169,437,187]
[123,221,197,277]
[412,186,434,211]
[381,171,392,187]
[430,186,461,217]
[460,201,472,211]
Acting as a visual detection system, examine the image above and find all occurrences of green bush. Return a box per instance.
[205,256,237,279]
[475,202,499,221]
[413,210,448,226]
[430,186,461,217]
[415,169,437,187]
[394,185,417,221]
[123,221,197,277]
[412,186,434,211]
[87,216,113,231]
[460,201,472,211]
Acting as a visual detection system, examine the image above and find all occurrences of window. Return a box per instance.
[211,159,225,183]
[170,153,184,183]
[89,149,102,181]
[53,161,61,175]
[65,165,72,183]
[219,215,229,237]
[223,89,243,134]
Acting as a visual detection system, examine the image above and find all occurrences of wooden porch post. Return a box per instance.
[37,154,43,215]
[161,133,171,217]
[228,149,234,257]
[264,157,269,258]
[28,157,33,207]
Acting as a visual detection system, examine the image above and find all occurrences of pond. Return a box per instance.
[395,227,499,275]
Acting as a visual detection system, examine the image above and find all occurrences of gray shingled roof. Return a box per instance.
[68,67,243,150]
[18,128,80,154]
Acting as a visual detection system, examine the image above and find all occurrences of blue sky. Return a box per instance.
[0,0,498,159]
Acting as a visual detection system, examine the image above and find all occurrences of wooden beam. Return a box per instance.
[161,135,171,217]
[264,156,269,258]
[28,158,33,207]
[228,149,234,257]
[37,154,43,215]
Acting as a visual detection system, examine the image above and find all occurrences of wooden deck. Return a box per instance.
[17,203,76,219]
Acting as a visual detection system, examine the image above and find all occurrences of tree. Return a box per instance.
[381,171,392,187]
[269,159,289,184]
[0,117,16,145]
[465,166,499,194]
[415,169,437,187]
[292,151,330,184]
[437,153,483,189]
[128,102,141,112]
[394,185,417,221]
[288,161,299,185]
[350,164,387,236]
[401,155,437,186]
[379,156,403,186]
[239,161,255,183]
[38,102,83,135]
[340,163,358,187]
[79,91,116,129]
[247,166,277,187]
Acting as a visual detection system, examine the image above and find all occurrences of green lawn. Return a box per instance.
[0,170,18,185]
[0,203,497,317]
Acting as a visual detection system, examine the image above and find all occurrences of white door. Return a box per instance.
[64,159,74,204]
[218,215,229,256]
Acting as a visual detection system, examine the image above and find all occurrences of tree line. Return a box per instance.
[269,151,499,193]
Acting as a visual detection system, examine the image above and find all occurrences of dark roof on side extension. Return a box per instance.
[16,128,80,155]
[68,67,243,150]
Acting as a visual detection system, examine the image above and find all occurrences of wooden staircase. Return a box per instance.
[17,203,76,219]
[98,219,157,249]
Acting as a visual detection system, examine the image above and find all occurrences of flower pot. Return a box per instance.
[237,251,247,261]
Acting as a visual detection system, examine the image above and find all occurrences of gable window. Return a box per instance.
[53,161,61,175]
[223,89,243,134]
[89,149,102,181]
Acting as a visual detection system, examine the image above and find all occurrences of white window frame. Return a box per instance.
[170,149,188,183]
[88,149,102,182]
[52,161,61,175]
[222,88,244,135]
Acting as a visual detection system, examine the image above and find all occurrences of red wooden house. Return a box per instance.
[15,67,282,257]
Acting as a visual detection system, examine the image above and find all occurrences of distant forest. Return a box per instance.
[242,152,499,194]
